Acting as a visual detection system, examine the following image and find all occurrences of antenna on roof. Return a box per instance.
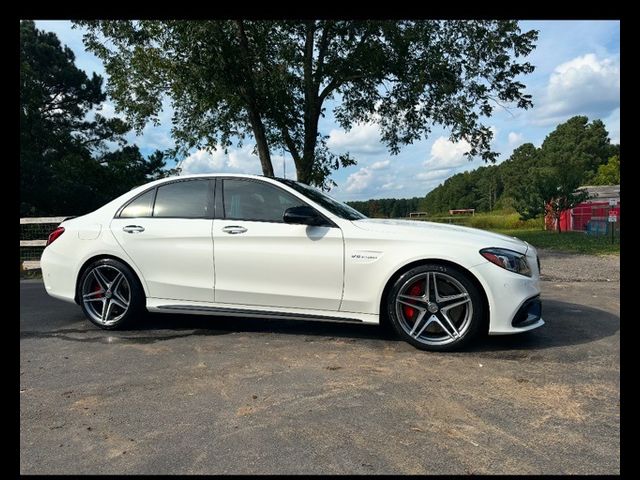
[282,145,286,179]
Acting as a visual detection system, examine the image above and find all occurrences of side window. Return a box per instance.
[153,180,210,218]
[223,179,306,222]
[119,189,155,218]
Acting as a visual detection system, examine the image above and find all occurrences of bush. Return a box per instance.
[422,211,544,231]
[467,212,543,230]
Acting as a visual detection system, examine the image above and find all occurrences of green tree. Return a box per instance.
[418,115,616,226]
[346,197,422,218]
[500,143,539,198]
[77,20,538,188]
[510,117,612,232]
[588,155,620,185]
[538,115,611,179]
[20,20,172,216]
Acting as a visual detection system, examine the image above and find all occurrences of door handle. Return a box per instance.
[222,225,247,235]
[123,225,145,234]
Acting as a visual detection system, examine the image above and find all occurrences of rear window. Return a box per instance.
[119,189,155,218]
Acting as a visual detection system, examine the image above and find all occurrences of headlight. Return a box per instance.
[480,248,532,277]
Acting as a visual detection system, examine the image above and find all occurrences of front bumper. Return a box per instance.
[512,295,542,328]
[469,258,544,335]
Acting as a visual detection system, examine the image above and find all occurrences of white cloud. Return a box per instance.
[179,149,226,173]
[370,159,390,170]
[343,158,394,193]
[179,149,226,174]
[534,53,620,125]
[326,123,385,154]
[424,136,471,169]
[180,146,262,175]
[381,181,404,190]
[416,169,453,182]
[344,166,375,193]
[226,148,259,171]
[179,146,297,179]
[507,131,525,147]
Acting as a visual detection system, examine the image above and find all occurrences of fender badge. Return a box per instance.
[351,250,383,263]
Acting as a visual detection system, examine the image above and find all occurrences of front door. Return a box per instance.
[110,179,215,303]
[213,178,344,310]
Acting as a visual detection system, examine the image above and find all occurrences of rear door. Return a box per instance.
[110,179,215,303]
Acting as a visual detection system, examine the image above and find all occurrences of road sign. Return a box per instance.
[608,214,617,223]
[609,198,618,207]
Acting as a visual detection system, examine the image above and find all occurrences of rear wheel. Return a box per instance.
[78,259,144,330]
[387,264,484,351]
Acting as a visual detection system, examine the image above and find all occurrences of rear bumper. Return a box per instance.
[40,246,77,304]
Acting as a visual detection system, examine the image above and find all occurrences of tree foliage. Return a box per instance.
[20,20,173,216]
[76,20,538,188]
[588,155,620,185]
[518,116,613,231]
[346,197,423,218]
[419,116,617,232]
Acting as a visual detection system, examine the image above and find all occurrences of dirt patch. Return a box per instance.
[236,406,255,417]
[70,395,102,412]
[538,249,619,282]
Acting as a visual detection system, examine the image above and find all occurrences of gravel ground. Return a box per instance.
[538,249,619,282]
[20,249,619,474]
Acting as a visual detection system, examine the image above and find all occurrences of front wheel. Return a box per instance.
[78,258,145,330]
[387,264,485,351]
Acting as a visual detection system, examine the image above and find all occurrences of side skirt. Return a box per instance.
[156,304,365,324]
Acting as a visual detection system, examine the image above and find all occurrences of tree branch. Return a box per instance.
[281,127,301,164]
[318,73,365,104]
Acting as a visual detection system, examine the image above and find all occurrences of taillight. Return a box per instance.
[46,226,65,246]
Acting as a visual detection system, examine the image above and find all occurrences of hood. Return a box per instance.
[351,218,529,254]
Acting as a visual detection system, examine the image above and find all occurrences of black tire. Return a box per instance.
[78,258,145,330]
[386,263,485,351]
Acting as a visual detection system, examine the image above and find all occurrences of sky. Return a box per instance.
[34,20,620,201]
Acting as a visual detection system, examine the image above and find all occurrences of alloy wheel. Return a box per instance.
[81,265,131,326]
[394,271,473,346]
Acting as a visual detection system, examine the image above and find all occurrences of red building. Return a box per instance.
[547,185,620,233]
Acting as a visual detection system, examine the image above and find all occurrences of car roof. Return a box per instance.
[165,173,268,181]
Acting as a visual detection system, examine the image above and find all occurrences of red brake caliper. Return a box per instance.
[94,281,103,298]
[402,282,423,319]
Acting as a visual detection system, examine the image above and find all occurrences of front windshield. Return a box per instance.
[274,178,367,221]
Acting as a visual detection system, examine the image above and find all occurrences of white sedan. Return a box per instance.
[40,174,543,351]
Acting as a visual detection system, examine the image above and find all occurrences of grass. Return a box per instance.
[426,211,542,230]
[416,210,620,256]
[494,229,620,255]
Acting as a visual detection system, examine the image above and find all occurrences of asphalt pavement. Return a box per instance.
[20,269,620,474]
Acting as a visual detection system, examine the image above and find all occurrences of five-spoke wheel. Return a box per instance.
[78,258,143,329]
[387,264,484,351]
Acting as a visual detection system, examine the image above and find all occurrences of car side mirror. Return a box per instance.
[283,206,326,226]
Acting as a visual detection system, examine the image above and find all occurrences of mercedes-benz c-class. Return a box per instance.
[41,174,543,351]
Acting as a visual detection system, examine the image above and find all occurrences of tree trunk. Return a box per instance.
[247,106,274,177]
[297,112,319,183]
[294,21,319,185]
[234,20,274,177]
